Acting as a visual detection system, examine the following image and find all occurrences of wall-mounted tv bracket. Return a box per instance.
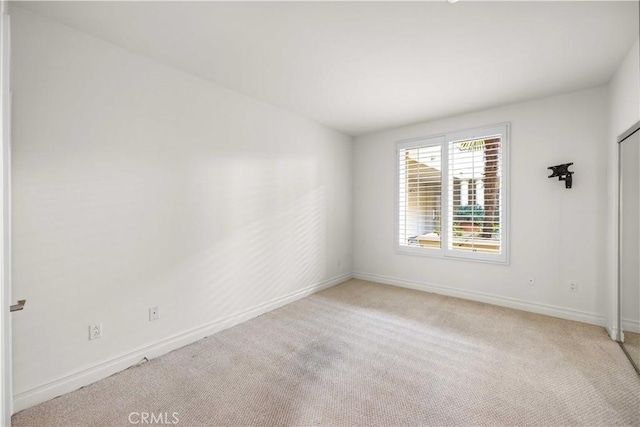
[547,163,574,189]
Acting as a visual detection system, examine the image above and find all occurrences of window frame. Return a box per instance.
[395,122,510,265]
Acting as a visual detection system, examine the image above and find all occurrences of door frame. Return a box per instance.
[617,120,640,343]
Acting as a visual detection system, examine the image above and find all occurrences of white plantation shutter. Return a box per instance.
[397,124,509,264]
[398,137,443,249]
[446,135,503,260]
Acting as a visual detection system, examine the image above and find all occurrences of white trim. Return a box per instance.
[605,324,619,341]
[616,130,622,342]
[621,318,640,334]
[0,10,11,427]
[12,273,352,413]
[353,272,606,327]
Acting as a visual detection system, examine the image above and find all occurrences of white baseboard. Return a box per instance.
[621,318,640,333]
[353,272,606,327]
[12,273,352,413]
[605,324,619,341]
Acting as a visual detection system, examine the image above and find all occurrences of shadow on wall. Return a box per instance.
[158,165,328,320]
[150,153,329,321]
[12,150,328,393]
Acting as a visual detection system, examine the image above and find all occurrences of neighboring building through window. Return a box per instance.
[397,123,509,264]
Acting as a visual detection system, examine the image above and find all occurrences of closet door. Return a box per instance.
[619,126,640,371]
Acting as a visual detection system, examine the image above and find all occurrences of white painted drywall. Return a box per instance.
[606,38,640,337]
[353,87,609,325]
[10,7,352,408]
[1,4,12,424]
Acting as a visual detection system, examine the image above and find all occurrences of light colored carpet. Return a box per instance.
[12,279,640,426]
[623,331,640,371]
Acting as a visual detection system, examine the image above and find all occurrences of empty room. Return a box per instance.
[0,0,639,426]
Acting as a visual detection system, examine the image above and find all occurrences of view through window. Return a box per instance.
[397,124,509,263]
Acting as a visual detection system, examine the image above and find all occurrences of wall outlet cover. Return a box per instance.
[89,323,102,340]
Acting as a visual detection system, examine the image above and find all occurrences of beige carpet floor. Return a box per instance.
[12,279,640,426]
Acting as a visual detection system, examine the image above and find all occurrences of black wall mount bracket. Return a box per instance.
[548,163,574,189]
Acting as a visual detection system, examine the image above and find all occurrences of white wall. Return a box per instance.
[1,6,12,425]
[606,38,640,337]
[353,87,609,325]
[10,7,352,410]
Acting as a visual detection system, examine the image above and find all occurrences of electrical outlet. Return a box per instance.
[569,282,578,293]
[149,306,159,321]
[89,323,102,340]
[527,277,535,286]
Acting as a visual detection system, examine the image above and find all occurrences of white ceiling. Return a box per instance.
[14,1,640,136]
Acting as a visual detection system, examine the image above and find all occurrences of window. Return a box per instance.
[397,123,509,264]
